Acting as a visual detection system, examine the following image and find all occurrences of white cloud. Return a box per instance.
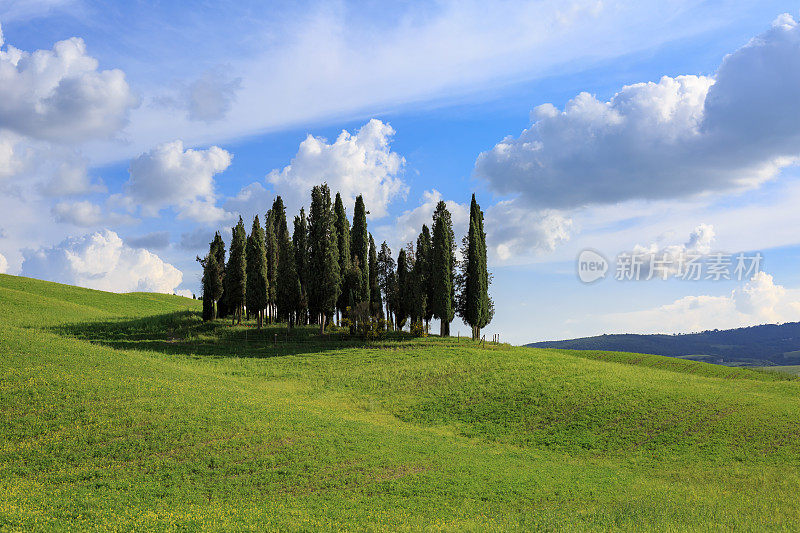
[475,14,800,209]
[594,272,800,335]
[0,251,7,274]
[126,140,233,222]
[176,288,193,298]
[0,23,139,142]
[485,199,573,262]
[21,229,183,293]
[38,157,105,196]
[51,200,134,227]
[267,119,407,218]
[223,182,271,224]
[184,69,242,123]
[379,189,469,251]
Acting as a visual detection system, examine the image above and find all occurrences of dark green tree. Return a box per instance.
[351,195,369,302]
[377,241,395,327]
[265,208,278,323]
[200,252,223,321]
[395,247,409,330]
[209,232,228,317]
[368,234,383,320]
[293,208,309,325]
[342,257,363,333]
[245,216,268,328]
[410,228,430,329]
[274,197,301,327]
[225,216,247,324]
[333,192,351,323]
[458,194,492,339]
[431,201,456,336]
[308,184,340,334]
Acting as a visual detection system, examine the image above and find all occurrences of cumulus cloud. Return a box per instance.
[267,119,407,217]
[126,231,170,250]
[126,140,233,222]
[0,251,7,274]
[485,199,573,261]
[51,200,134,227]
[0,23,138,142]
[38,157,105,196]
[596,272,800,334]
[21,230,182,293]
[475,14,800,209]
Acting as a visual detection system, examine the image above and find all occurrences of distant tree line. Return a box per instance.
[199,185,492,339]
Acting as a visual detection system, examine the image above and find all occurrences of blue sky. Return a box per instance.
[2,0,800,343]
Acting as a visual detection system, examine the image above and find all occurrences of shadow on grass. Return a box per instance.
[53,310,417,359]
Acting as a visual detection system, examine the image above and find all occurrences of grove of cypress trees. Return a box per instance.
[293,208,309,325]
[351,195,369,302]
[368,234,383,320]
[333,193,351,323]
[245,216,268,328]
[410,227,430,329]
[274,197,301,327]
[226,216,247,325]
[308,184,340,334]
[431,201,456,336]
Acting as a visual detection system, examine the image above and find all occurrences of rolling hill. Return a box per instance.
[2,272,800,530]
[528,322,800,366]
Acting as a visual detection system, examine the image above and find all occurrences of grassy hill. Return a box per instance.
[3,273,800,530]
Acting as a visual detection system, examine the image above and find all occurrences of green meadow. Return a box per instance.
[2,272,800,531]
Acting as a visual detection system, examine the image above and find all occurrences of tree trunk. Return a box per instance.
[319,313,326,335]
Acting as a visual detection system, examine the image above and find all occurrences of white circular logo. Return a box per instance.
[577,249,608,283]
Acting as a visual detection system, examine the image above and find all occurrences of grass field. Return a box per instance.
[3,273,800,531]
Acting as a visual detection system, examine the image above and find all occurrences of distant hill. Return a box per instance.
[528,322,800,366]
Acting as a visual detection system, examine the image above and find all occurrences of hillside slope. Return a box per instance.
[2,273,800,531]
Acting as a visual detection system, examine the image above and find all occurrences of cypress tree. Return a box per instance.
[293,208,310,325]
[411,226,431,329]
[351,195,369,302]
[209,232,228,318]
[308,184,340,334]
[342,257,363,333]
[245,216,268,328]
[377,241,395,328]
[395,248,409,330]
[431,201,456,336]
[265,208,278,323]
[368,234,383,320]
[333,192,351,322]
[200,252,222,321]
[225,216,247,324]
[274,197,301,327]
[459,194,492,339]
